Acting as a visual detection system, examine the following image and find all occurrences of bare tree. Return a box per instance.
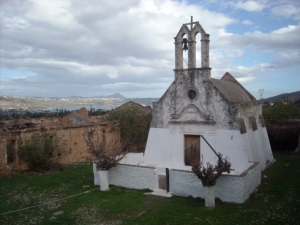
[83,129,126,170]
[191,153,232,187]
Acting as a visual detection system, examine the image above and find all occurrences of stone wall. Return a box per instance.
[0,108,120,172]
[0,122,119,171]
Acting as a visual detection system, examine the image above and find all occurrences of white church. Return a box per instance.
[95,18,274,203]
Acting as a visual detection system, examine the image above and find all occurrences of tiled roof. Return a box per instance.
[210,72,256,103]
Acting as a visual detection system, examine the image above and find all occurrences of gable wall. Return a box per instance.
[152,69,235,129]
[146,68,271,172]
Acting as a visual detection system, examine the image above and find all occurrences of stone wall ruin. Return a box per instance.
[0,108,120,173]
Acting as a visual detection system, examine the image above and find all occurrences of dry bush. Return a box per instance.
[191,153,232,187]
[83,130,126,170]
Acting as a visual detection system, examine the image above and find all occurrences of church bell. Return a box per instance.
[182,38,188,51]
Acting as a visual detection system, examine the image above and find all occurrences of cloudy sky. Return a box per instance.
[1,0,299,99]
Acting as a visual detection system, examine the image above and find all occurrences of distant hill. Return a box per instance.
[92,93,126,99]
[260,91,300,103]
[107,93,126,98]
[70,93,126,99]
[69,96,85,98]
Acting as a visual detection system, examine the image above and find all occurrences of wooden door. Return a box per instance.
[184,135,200,166]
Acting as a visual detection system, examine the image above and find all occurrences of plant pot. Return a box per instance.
[98,170,109,191]
[204,185,215,207]
[93,162,100,186]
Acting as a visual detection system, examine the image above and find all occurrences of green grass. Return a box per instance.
[1,153,299,225]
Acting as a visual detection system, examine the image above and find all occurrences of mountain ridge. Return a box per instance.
[259,91,300,103]
[1,91,299,111]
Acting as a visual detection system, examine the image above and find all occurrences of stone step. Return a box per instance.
[145,189,172,197]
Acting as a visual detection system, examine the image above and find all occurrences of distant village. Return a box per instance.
[0,94,159,120]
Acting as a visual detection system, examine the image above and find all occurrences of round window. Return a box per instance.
[188,89,197,100]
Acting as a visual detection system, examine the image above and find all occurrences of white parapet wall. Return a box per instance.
[169,162,261,203]
[119,152,145,165]
[94,161,261,203]
[108,164,159,190]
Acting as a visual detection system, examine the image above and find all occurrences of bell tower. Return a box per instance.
[174,16,210,70]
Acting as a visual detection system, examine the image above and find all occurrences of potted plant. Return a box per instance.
[191,153,232,207]
[84,130,126,191]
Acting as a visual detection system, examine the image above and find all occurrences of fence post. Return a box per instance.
[166,168,170,193]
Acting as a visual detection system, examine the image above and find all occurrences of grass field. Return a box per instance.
[0,152,299,225]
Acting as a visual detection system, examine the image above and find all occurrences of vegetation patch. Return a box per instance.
[17,132,66,171]
[263,101,300,122]
[0,153,299,225]
[263,100,300,151]
[105,104,152,152]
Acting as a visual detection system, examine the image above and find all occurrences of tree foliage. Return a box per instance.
[105,104,152,152]
[263,101,300,122]
[18,132,66,171]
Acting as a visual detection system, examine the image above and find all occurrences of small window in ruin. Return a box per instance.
[7,141,16,165]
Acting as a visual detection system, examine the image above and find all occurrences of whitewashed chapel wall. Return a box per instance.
[169,162,261,203]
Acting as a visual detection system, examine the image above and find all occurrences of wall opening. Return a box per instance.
[195,32,201,68]
[182,34,188,69]
[7,141,16,165]
[184,135,200,165]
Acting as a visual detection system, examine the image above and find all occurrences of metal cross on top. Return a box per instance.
[185,16,198,30]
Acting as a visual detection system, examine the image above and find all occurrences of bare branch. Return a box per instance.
[83,129,126,170]
[191,153,233,187]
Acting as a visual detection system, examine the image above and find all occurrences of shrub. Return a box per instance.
[263,101,300,122]
[263,101,300,151]
[18,132,65,171]
[105,104,152,152]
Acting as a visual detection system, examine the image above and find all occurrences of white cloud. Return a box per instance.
[242,20,253,25]
[236,76,255,83]
[232,0,266,12]
[1,0,237,97]
[271,25,297,34]
[217,28,234,37]
[271,3,300,20]
[0,0,299,98]
[214,23,300,51]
